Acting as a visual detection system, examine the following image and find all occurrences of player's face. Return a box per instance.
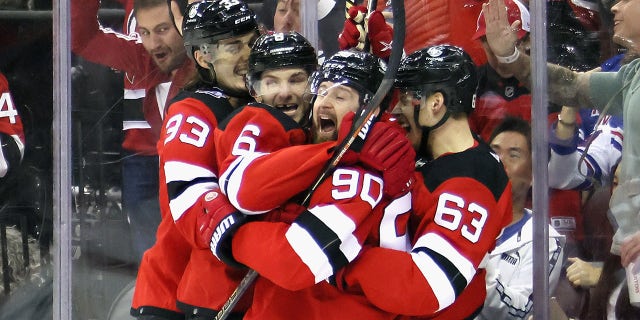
[207,32,258,95]
[311,81,361,143]
[611,0,640,52]
[490,131,532,201]
[274,0,301,32]
[136,2,186,73]
[253,68,311,124]
[392,90,422,150]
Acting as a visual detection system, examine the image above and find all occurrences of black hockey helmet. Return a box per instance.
[395,44,478,115]
[306,49,386,106]
[182,0,259,59]
[247,32,318,90]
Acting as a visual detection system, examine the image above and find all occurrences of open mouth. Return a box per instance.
[320,115,336,133]
[153,52,168,61]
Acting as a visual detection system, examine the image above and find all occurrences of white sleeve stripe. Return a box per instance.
[123,120,152,130]
[309,205,361,262]
[0,140,7,178]
[411,250,456,311]
[10,134,24,158]
[169,181,217,221]
[284,205,362,282]
[165,161,216,183]
[414,233,475,283]
[221,152,269,215]
[124,88,146,99]
[286,224,334,283]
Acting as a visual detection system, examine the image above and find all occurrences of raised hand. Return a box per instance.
[483,0,521,58]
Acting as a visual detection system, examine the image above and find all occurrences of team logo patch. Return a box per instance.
[188,4,199,18]
[204,191,219,202]
[427,46,443,58]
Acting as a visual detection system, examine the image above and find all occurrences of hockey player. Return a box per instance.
[198,49,416,319]
[130,1,259,319]
[330,45,513,319]
[0,71,24,184]
[173,31,319,319]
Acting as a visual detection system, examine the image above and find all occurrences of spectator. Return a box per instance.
[368,0,488,64]
[71,0,194,266]
[259,0,345,60]
[478,116,564,320]
[484,0,640,309]
[470,0,584,267]
[468,0,531,142]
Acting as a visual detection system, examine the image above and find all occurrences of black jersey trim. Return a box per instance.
[294,209,349,273]
[418,140,509,201]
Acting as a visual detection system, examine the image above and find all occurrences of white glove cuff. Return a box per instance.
[496,47,520,64]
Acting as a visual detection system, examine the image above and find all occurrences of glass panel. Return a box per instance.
[67,0,151,319]
[0,2,55,319]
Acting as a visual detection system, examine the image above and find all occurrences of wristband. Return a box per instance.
[496,48,520,64]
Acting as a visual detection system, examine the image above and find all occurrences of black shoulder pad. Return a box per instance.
[167,88,235,122]
[419,139,509,201]
[193,88,235,122]
[218,102,302,132]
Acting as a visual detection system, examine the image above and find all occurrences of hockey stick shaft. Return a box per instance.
[214,2,405,319]
[362,0,378,53]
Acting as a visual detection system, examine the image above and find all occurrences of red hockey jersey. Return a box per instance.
[214,104,415,319]
[337,140,512,319]
[131,88,235,318]
[0,71,25,180]
[172,103,309,316]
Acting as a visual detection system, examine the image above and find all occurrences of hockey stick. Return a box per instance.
[213,1,405,319]
[362,0,378,52]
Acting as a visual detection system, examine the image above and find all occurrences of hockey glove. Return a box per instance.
[359,120,415,198]
[197,188,247,268]
[338,5,367,51]
[366,10,393,59]
[338,5,394,59]
[337,112,415,198]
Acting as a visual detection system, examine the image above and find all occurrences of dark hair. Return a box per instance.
[488,116,532,151]
[133,0,167,12]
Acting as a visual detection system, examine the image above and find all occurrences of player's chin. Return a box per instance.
[313,130,336,144]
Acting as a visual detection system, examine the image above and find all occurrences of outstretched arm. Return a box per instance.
[483,0,593,108]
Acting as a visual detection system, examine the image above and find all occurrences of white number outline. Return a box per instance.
[331,168,383,208]
[433,192,488,243]
[0,92,18,124]
[163,114,211,148]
